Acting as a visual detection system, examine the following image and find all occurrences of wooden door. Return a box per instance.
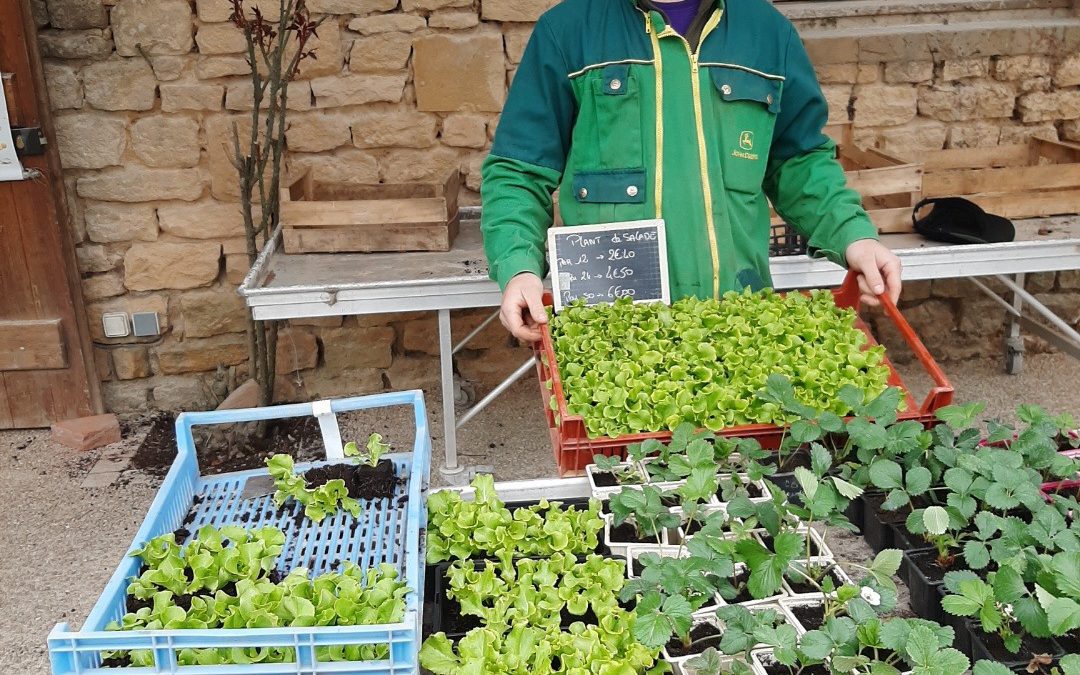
[0,0,101,427]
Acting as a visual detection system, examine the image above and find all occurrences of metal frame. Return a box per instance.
[239,211,1080,484]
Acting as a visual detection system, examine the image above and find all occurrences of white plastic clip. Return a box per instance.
[312,399,344,461]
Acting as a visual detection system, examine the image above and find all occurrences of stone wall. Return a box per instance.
[33,0,1080,412]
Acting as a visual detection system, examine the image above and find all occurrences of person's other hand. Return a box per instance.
[500,272,547,343]
[845,239,902,307]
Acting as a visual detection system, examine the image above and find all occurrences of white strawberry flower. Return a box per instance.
[860,586,882,607]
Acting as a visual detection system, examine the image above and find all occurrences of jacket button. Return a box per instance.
[578,187,588,199]
[626,185,639,197]
[766,94,774,105]
[721,84,732,95]
[609,78,622,91]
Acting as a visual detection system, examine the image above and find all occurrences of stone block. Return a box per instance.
[348,15,426,35]
[941,58,989,81]
[999,123,1058,145]
[918,81,1016,122]
[380,146,461,183]
[402,0,469,9]
[111,0,194,56]
[125,242,221,291]
[161,83,224,111]
[44,62,82,109]
[223,82,268,111]
[102,380,150,411]
[802,35,858,66]
[82,273,127,301]
[852,83,916,128]
[179,287,247,338]
[149,55,188,81]
[385,354,439,390]
[1059,270,1080,290]
[320,327,394,370]
[456,345,531,391]
[291,316,343,327]
[306,369,385,399]
[1034,293,1080,327]
[152,375,215,408]
[83,58,157,111]
[78,167,205,202]
[401,317,437,355]
[441,113,488,148]
[429,9,478,29]
[309,0,395,11]
[31,0,49,26]
[76,244,119,274]
[196,56,250,79]
[350,110,437,148]
[463,151,484,191]
[481,0,557,22]
[84,202,158,243]
[158,202,249,239]
[350,33,412,72]
[155,334,248,375]
[38,28,113,59]
[225,254,249,284]
[947,121,1001,149]
[1027,271,1056,293]
[883,60,933,84]
[877,119,948,154]
[1062,119,1080,143]
[276,328,318,374]
[814,63,857,85]
[1018,91,1080,123]
[286,114,352,152]
[1056,54,1080,88]
[310,73,407,107]
[899,280,931,303]
[51,414,121,451]
[47,0,108,29]
[290,148,381,185]
[502,24,533,65]
[196,0,233,22]
[414,33,505,113]
[295,23,343,79]
[54,113,125,169]
[131,116,201,168]
[992,55,1053,81]
[112,347,151,380]
[94,346,112,381]
[195,23,246,55]
[217,378,258,410]
[820,84,852,124]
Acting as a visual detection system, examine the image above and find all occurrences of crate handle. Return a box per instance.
[874,283,955,413]
[313,399,345,460]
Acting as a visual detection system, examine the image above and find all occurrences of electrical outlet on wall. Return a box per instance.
[131,312,160,337]
[102,312,129,338]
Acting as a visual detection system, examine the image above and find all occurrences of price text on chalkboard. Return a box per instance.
[547,219,670,312]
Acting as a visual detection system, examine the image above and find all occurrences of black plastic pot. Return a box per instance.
[768,472,803,506]
[862,492,911,553]
[903,547,956,623]
[967,623,1062,671]
[889,520,919,553]
[1053,632,1079,657]
[844,494,864,534]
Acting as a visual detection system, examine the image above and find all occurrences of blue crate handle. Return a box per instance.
[49,390,431,675]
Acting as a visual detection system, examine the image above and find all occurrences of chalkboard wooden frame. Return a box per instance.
[547,218,670,312]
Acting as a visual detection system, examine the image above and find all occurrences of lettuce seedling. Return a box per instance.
[343,432,389,468]
[266,453,361,523]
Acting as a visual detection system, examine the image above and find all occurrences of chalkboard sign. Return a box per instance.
[547,219,670,312]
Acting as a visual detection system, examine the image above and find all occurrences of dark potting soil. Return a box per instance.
[908,548,957,584]
[769,473,804,506]
[762,656,830,675]
[974,629,1059,664]
[864,492,912,524]
[610,522,658,545]
[661,494,680,508]
[100,654,133,668]
[632,558,645,577]
[1053,632,1079,654]
[727,569,757,604]
[789,603,826,632]
[304,458,398,501]
[560,605,599,627]
[439,596,482,637]
[129,412,178,478]
[718,481,764,500]
[774,449,812,472]
[592,471,619,488]
[786,568,846,595]
[665,622,723,658]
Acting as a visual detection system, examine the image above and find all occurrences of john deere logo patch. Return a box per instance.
[739,130,754,150]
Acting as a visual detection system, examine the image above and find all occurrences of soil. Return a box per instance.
[907,548,957,584]
[789,603,826,632]
[661,494,680,508]
[1053,632,1079,654]
[864,492,913,525]
[718,481,764,501]
[100,654,132,668]
[631,558,645,577]
[129,411,327,476]
[773,448,812,472]
[681,517,705,536]
[665,622,722,658]
[559,605,599,627]
[591,471,619,488]
[974,629,1059,664]
[304,458,398,501]
[769,473,804,505]
[761,655,830,675]
[439,596,482,637]
[785,568,846,595]
[609,521,659,545]
[727,569,757,604]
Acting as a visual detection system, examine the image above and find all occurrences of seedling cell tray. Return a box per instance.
[47,391,432,675]
[536,271,954,475]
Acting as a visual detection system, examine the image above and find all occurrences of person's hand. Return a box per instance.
[845,239,902,307]
[499,272,547,343]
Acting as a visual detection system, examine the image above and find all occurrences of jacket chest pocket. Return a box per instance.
[570,64,646,174]
[710,67,782,194]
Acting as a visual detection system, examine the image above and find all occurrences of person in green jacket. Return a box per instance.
[481,0,902,342]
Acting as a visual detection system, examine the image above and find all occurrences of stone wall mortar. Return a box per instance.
[37,1,1080,411]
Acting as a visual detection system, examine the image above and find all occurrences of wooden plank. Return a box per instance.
[1031,137,1080,164]
[871,207,917,234]
[0,319,66,370]
[964,189,1080,219]
[284,216,460,253]
[923,163,1080,198]
[844,165,924,198]
[918,144,1031,171]
[309,181,441,201]
[282,197,449,227]
[0,377,12,428]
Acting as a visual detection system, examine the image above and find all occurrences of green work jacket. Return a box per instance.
[480,0,878,300]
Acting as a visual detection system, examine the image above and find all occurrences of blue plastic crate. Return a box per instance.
[48,391,432,675]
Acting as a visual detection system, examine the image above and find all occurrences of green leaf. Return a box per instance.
[869,549,903,580]
[905,624,940,665]
[869,459,903,491]
[794,467,819,501]
[992,567,1026,604]
[972,661,1013,675]
[419,634,461,674]
[941,594,981,618]
[832,476,863,500]
[923,506,950,536]
[798,629,834,660]
[905,466,933,496]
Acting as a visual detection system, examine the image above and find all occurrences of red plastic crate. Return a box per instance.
[535,271,954,476]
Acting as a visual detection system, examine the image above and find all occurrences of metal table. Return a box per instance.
[240,207,1080,483]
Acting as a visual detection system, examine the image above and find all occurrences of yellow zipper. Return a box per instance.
[645,13,664,220]
[656,11,724,298]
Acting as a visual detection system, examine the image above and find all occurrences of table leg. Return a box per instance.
[437,308,464,478]
[1005,273,1025,375]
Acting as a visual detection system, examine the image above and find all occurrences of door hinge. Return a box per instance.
[12,127,46,156]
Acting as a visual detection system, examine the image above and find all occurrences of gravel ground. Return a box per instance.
[1,352,1077,673]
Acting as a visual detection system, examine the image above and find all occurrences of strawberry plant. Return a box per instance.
[609,484,680,544]
[589,453,645,486]
[550,290,894,437]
